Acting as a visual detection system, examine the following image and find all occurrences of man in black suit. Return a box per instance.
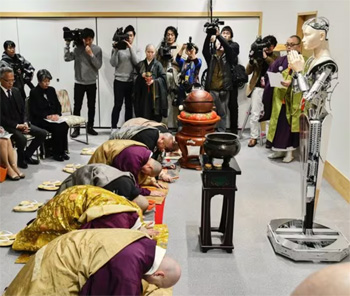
[0,67,47,168]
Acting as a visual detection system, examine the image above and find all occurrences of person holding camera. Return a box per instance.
[156,26,183,128]
[246,35,277,147]
[175,41,202,106]
[202,25,240,132]
[64,28,102,137]
[134,44,167,122]
[110,25,141,130]
[0,67,47,169]
[1,40,35,100]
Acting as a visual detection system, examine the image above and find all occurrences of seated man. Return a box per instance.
[12,185,145,252]
[0,67,47,168]
[56,163,149,211]
[110,125,174,160]
[5,229,181,296]
[88,139,164,196]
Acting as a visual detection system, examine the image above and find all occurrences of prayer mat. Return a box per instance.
[153,224,168,249]
[142,181,168,205]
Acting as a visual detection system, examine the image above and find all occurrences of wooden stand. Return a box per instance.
[199,155,241,253]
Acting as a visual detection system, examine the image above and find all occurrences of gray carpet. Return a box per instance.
[0,130,349,296]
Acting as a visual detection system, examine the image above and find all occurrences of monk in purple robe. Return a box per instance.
[4,229,181,296]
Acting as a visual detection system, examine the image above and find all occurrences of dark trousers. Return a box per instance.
[36,120,69,157]
[229,87,239,134]
[7,125,47,163]
[112,80,134,128]
[73,83,97,127]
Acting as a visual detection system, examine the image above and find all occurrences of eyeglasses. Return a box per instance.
[1,78,15,83]
[285,43,300,47]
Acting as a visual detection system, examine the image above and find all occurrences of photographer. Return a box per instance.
[1,40,35,100]
[175,41,202,106]
[110,25,141,130]
[246,35,277,147]
[64,27,102,137]
[156,26,183,128]
[202,25,239,132]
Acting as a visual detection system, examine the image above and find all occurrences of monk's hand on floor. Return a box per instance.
[151,190,166,197]
[160,173,176,183]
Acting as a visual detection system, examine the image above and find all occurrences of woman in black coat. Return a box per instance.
[29,69,69,161]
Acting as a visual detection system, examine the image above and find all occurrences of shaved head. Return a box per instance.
[143,255,181,288]
[292,263,350,296]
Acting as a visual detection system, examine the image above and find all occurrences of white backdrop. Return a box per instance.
[0,16,259,128]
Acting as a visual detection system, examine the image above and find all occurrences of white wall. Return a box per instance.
[0,0,349,179]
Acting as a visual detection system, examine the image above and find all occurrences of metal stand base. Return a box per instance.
[267,218,350,262]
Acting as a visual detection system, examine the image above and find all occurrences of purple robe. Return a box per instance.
[79,237,156,296]
[80,212,139,230]
[112,146,152,196]
[260,55,289,122]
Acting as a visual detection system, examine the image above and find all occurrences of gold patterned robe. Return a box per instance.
[12,185,142,252]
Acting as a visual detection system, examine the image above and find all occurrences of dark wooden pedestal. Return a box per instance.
[199,155,241,253]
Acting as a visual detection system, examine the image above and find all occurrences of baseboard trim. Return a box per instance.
[324,161,350,203]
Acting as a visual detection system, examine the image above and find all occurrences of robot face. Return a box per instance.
[302,26,325,50]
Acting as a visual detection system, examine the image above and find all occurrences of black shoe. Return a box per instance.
[265,142,272,149]
[62,153,70,160]
[87,127,98,135]
[71,128,80,138]
[53,155,64,162]
[18,160,28,169]
[25,157,40,165]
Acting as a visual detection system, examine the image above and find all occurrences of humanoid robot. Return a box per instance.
[267,17,349,262]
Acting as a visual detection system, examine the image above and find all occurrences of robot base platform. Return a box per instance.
[267,218,350,262]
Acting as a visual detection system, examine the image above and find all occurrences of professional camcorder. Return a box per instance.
[63,27,84,46]
[112,27,129,50]
[187,37,195,51]
[158,37,177,60]
[204,18,224,35]
[249,36,272,61]
[12,62,33,83]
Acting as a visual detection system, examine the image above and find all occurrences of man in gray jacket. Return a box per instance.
[64,28,102,137]
[110,25,141,130]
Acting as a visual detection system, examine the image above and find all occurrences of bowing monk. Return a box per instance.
[5,229,181,296]
[12,185,151,252]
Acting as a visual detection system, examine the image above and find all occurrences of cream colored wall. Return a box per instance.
[1,0,349,179]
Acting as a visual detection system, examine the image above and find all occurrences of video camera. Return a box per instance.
[112,27,129,50]
[204,18,224,35]
[187,37,195,51]
[249,36,272,61]
[63,27,84,46]
[158,37,177,60]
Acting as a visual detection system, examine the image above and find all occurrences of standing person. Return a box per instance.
[64,27,102,137]
[246,35,277,147]
[264,35,303,162]
[110,25,141,130]
[176,41,202,107]
[29,69,70,162]
[156,26,183,128]
[202,26,240,132]
[0,67,47,169]
[134,44,167,122]
[0,40,35,99]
